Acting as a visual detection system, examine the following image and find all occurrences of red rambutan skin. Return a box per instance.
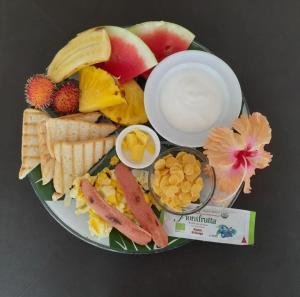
[25,74,55,109]
[52,81,80,114]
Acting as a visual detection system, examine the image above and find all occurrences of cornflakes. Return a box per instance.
[166,185,179,197]
[182,153,196,164]
[176,151,186,161]
[160,168,170,176]
[186,173,199,183]
[169,174,180,185]
[171,170,184,183]
[181,180,192,193]
[183,163,194,175]
[169,165,183,175]
[152,151,204,211]
[165,156,178,168]
[155,159,166,170]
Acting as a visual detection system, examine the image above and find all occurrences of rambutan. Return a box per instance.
[25,74,55,109]
[52,81,80,114]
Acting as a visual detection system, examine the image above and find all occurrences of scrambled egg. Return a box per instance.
[70,167,152,238]
[109,155,120,166]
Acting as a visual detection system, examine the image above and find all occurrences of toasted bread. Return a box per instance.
[59,112,101,123]
[19,109,49,179]
[37,120,55,185]
[52,192,64,201]
[46,118,116,157]
[53,136,115,197]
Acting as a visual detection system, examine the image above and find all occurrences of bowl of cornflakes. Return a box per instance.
[149,147,216,215]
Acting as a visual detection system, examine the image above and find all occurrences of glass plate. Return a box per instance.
[28,40,249,254]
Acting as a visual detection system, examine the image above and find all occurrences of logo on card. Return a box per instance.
[216,225,237,238]
[175,222,185,232]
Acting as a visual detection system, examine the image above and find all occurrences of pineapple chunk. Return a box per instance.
[130,144,145,162]
[134,129,149,145]
[121,138,128,151]
[79,66,126,112]
[101,80,148,125]
[126,132,138,150]
[146,142,155,154]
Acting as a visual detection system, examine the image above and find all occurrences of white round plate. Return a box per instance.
[144,50,242,147]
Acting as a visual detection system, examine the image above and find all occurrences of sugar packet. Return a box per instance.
[161,206,256,245]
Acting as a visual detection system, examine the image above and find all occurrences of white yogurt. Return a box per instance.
[159,64,224,133]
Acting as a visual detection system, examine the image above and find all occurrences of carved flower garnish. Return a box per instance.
[204,112,272,193]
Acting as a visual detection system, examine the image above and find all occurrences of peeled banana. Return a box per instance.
[47,28,111,83]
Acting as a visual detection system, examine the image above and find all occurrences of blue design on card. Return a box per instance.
[216,225,237,238]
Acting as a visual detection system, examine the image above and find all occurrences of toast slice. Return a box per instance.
[52,192,64,201]
[59,112,101,123]
[19,109,49,179]
[37,120,55,185]
[53,136,115,197]
[46,118,116,157]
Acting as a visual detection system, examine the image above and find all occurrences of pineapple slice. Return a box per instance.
[101,80,148,125]
[134,129,149,145]
[130,144,145,162]
[146,142,155,154]
[122,138,128,150]
[79,66,126,112]
[126,132,138,150]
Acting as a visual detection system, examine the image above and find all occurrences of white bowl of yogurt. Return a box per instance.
[144,50,242,147]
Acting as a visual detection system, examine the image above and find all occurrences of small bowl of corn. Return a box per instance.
[116,125,161,169]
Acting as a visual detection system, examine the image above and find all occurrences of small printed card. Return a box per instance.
[161,206,256,245]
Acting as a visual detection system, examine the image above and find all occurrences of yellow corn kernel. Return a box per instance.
[110,155,119,166]
[130,143,144,162]
[122,138,128,150]
[146,142,155,154]
[134,129,149,145]
[126,132,138,150]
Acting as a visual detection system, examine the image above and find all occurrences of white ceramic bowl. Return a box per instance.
[144,50,242,147]
[116,125,161,169]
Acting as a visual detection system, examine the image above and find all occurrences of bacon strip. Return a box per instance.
[115,163,168,248]
[81,179,151,246]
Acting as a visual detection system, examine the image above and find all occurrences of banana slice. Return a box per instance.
[47,28,111,83]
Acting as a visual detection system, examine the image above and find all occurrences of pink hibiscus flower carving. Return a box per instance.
[204,112,272,194]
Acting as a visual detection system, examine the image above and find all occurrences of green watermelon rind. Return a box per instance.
[104,26,158,70]
[128,21,195,45]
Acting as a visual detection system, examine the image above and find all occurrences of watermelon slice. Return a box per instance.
[129,21,195,77]
[99,26,157,83]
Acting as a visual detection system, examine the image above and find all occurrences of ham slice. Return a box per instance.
[115,163,168,248]
[81,179,151,246]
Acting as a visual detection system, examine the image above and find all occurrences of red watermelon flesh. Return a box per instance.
[129,21,195,78]
[98,26,157,83]
[99,36,147,83]
[140,29,192,61]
